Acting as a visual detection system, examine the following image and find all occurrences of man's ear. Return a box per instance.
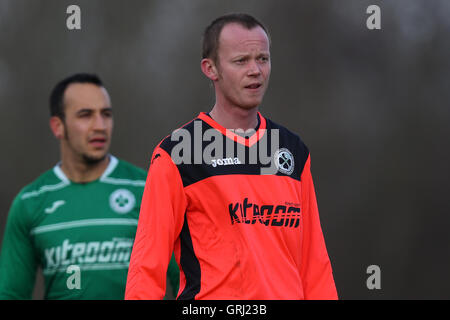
[49,116,64,140]
[201,58,219,81]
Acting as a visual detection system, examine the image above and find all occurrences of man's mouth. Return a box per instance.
[89,137,107,148]
[245,83,262,90]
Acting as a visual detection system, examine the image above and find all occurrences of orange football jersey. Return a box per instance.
[125,112,337,300]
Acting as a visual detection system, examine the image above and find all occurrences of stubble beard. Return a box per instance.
[64,126,108,166]
[81,153,108,165]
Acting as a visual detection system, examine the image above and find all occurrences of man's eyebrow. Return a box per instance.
[231,53,250,59]
[232,50,270,57]
[76,108,93,114]
[75,106,112,114]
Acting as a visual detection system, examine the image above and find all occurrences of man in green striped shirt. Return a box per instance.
[0,73,179,299]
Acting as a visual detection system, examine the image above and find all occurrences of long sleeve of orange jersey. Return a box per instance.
[299,155,338,299]
[125,147,187,299]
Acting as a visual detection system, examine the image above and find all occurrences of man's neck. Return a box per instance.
[209,103,259,131]
[59,154,110,183]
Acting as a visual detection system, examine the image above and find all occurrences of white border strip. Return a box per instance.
[30,218,138,235]
[43,262,130,275]
[100,155,119,179]
[21,181,70,200]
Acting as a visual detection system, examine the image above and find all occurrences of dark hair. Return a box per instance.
[202,13,270,64]
[49,73,103,119]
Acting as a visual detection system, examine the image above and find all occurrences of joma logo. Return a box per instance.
[211,157,241,168]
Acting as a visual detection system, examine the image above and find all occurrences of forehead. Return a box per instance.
[218,23,270,55]
[63,83,111,112]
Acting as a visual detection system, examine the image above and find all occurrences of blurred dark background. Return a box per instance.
[1,0,449,299]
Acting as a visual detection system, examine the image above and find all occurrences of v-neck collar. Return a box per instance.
[53,155,118,184]
[197,112,267,148]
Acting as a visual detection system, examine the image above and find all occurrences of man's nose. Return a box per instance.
[92,113,107,130]
[247,60,261,76]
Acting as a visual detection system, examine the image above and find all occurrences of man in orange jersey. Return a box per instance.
[125,13,338,300]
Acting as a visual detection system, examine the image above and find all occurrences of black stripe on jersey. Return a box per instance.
[178,214,201,300]
[159,117,309,188]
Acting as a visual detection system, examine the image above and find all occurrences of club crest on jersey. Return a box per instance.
[109,189,135,214]
[274,148,294,175]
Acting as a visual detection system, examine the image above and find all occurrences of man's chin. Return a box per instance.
[240,96,264,109]
[82,153,108,165]
[239,101,262,110]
